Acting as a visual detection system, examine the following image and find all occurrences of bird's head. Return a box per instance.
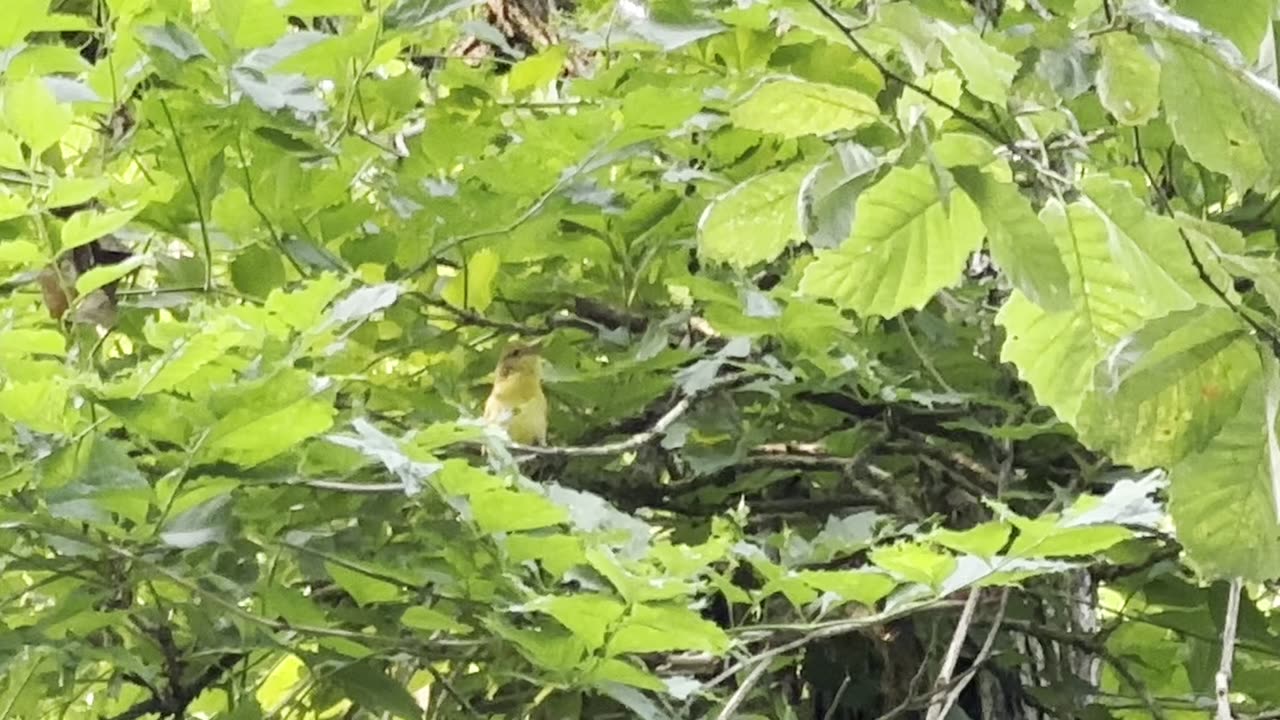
[495,339,544,381]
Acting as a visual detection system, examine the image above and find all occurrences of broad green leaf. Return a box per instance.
[60,208,140,252]
[509,46,568,92]
[329,661,421,720]
[1154,32,1280,192]
[537,594,626,651]
[870,543,956,589]
[330,282,401,323]
[384,0,485,29]
[1081,176,1213,309]
[606,603,729,655]
[470,488,569,533]
[0,328,66,356]
[214,0,288,48]
[799,163,984,318]
[930,521,1011,558]
[3,75,72,155]
[0,0,51,47]
[953,168,1071,311]
[325,561,404,605]
[282,0,363,14]
[799,142,881,249]
[937,24,1018,105]
[201,371,337,467]
[0,378,67,436]
[1077,307,1262,468]
[159,495,232,549]
[1172,0,1272,62]
[697,164,807,268]
[441,248,499,311]
[74,254,147,295]
[0,239,44,266]
[1169,371,1280,580]
[488,620,586,672]
[586,659,666,691]
[998,196,1158,424]
[796,569,897,606]
[729,78,880,138]
[1096,33,1161,126]
[401,605,473,634]
[265,274,350,330]
[1007,517,1131,558]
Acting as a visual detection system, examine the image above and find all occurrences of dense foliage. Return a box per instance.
[5,0,1280,718]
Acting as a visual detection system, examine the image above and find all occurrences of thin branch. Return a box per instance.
[1217,578,1243,720]
[513,374,742,457]
[233,132,306,277]
[157,99,214,292]
[402,141,613,280]
[804,0,1010,144]
[713,656,771,720]
[932,588,1010,720]
[1132,127,1280,357]
[899,316,956,394]
[926,588,982,720]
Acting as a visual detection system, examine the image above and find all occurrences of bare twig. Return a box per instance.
[714,656,771,720]
[513,375,742,457]
[157,99,214,292]
[932,588,1010,720]
[804,0,1010,144]
[1217,578,1243,720]
[926,589,982,720]
[1132,127,1280,357]
[402,141,613,279]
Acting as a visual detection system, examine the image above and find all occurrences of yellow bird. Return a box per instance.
[483,341,548,445]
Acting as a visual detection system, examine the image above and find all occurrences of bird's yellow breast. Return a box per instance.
[484,380,548,445]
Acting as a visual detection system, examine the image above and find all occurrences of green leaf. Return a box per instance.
[1076,307,1262,468]
[1172,0,1273,62]
[870,543,956,590]
[509,46,568,92]
[1006,517,1131,558]
[0,0,47,46]
[938,24,1019,105]
[281,0,364,14]
[799,163,984,318]
[796,569,897,606]
[159,495,232,549]
[537,594,626,651]
[697,164,808,268]
[384,0,484,28]
[1169,370,1280,580]
[729,78,880,138]
[3,75,72,155]
[930,521,1011,558]
[998,192,1163,424]
[0,328,66,356]
[201,371,337,467]
[800,143,881,249]
[401,605,473,634]
[214,0,288,48]
[953,168,1071,311]
[1096,33,1161,126]
[325,561,404,606]
[1154,31,1280,192]
[329,660,422,720]
[74,254,147,295]
[606,603,729,655]
[441,248,499,311]
[470,488,569,533]
[60,208,140,252]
